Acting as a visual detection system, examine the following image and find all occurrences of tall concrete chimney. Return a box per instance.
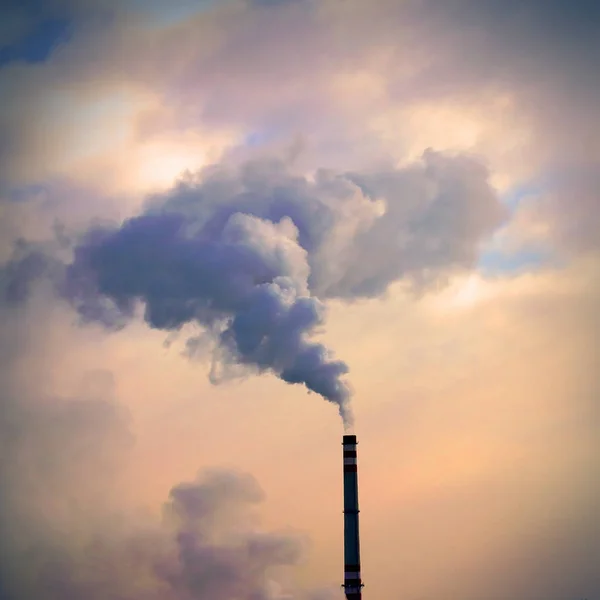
[342,434,363,600]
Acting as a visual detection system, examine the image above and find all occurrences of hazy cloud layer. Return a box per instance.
[0,297,132,599]
[1,0,599,599]
[3,0,598,252]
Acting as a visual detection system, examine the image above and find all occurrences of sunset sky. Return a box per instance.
[1,1,599,599]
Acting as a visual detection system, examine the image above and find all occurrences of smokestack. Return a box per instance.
[342,434,363,600]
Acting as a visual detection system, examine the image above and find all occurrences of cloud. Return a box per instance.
[0,294,133,599]
[2,0,596,267]
[387,0,600,256]
[538,165,600,255]
[2,0,597,210]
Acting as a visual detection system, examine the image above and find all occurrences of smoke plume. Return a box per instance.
[61,151,504,427]
[157,469,322,600]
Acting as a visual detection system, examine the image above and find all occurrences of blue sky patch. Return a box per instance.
[476,179,552,275]
[499,181,545,211]
[133,0,220,27]
[0,16,72,67]
[478,247,550,276]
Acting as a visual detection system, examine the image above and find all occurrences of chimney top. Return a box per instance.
[343,434,357,444]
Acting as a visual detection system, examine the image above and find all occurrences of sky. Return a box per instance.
[0,1,599,599]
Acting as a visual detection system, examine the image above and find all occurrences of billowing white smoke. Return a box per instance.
[22,150,504,427]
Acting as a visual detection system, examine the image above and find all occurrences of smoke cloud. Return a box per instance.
[157,469,321,600]
[63,151,504,427]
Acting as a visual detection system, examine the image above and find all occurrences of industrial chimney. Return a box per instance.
[342,434,363,600]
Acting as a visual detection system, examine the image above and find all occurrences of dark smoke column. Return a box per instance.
[342,434,363,600]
